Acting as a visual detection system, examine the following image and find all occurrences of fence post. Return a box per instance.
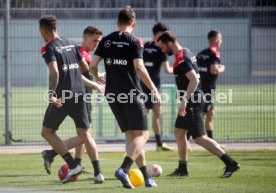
[4,0,11,145]
[157,0,162,22]
[248,0,252,83]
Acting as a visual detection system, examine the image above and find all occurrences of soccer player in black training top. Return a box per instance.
[197,30,225,139]
[157,31,239,178]
[41,26,105,183]
[141,22,174,151]
[39,15,104,184]
[90,8,161,189]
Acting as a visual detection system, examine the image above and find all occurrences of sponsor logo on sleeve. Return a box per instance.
[191,56,197,65]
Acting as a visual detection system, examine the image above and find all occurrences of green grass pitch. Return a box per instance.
[0,150,276,193]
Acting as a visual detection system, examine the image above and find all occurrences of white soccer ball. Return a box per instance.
[149,164,162,177]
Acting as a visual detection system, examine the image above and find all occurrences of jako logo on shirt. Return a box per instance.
[145,62,153,67]
[62,63,79,71]
[113,59,127,65]
[106,58,127,66]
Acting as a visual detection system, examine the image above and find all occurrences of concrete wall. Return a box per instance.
[1,18,271,87]
[251,28,276,77]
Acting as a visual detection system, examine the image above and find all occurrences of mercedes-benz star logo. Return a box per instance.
[104,40,111,48]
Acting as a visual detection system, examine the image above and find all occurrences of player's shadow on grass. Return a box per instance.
[190,154,213,157]
[47,177,118,185]
[61,185,123,191]
[46,178,123,191]
[242,157,272,161]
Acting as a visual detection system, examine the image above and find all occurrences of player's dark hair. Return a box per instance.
[83,26,102,36]
[39,15,57,31]
[157,31,177,44]
[207,30,221,40]
[117,7,136,25]
[152,22,169,36]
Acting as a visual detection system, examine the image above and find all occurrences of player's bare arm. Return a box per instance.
[185,69,200,101]
[178,69,199,117]
[79,57,89,73]
[90,55,106,84]
[210,64,225,75]
[47,61,62,107]
[162,61,173,74]
[81,75,105,94]
[133,58,161,104]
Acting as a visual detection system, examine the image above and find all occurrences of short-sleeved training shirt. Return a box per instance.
[197,47,221,92]
[78,45,93,93]
[142,41,167,89]
[41,36,85,98]
[94,31,144,95]
[173,48,201,97]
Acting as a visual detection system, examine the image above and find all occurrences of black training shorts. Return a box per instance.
[43,96,90,130]
[175,99,205,139]
[141,85,160,110]
[143,91,155,109]
[202,90,215,113]
[86,101,92,124]
[108,97,148,132]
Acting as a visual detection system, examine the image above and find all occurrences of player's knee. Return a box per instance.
[140,130,149,142]
[77,128,90,139]
[41,127,55,139]
[173,128,182,139]
[144,131,149,141]
[153,105,162,118]
[40,130,46,139]
[193,136,204,145]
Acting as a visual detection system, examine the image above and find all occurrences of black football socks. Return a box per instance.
[75,158,82,166]
[139,166,150,180]
[178,160,188,175]
[121,156,134,173]
[220,154,235,166]
[62,152,77,169]
[207,130,213,139]
[155,135,163,146]
[92,160,101,176]
[47,149,58,158]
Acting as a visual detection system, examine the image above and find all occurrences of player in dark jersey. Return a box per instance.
[39,15,104,184]
[75,26,103,171]
[197,30,225,139]
[90,8,160,189]
[141,22,174,151]
[41,26,105,182]
[157,31,239,178]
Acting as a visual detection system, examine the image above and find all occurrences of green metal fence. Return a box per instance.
[0,0,275,146]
